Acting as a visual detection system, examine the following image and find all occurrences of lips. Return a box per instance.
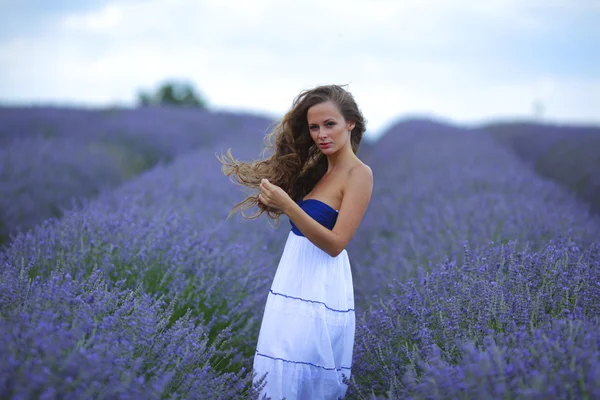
[319,143,331,148]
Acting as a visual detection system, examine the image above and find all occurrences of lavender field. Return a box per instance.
[1,108,599,399]
[0,106,274,246]
[483,122,600,215]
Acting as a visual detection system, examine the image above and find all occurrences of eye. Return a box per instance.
[309,125,318,130]
[327,121,335,126]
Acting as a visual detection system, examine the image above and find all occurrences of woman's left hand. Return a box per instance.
[258,179,292,213]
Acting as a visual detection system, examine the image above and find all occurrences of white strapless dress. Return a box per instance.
[253,199,355,400]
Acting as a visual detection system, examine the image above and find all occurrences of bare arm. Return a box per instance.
[283,164,373,257]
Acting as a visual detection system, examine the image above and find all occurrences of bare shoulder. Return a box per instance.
[343,161,373,202]
[348,162,373,187]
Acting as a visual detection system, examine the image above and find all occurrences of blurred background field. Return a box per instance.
[1,1,599,399]
[0,104,274,246]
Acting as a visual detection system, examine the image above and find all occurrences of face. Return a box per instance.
[307,101,355,154]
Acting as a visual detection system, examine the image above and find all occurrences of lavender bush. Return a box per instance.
[0,265,261,399]
[400,315,600,399]
[348,237,600,397]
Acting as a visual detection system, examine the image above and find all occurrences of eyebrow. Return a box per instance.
[309,118,335,125]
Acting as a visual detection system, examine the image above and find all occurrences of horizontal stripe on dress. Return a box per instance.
[269,289,355,313]
[255,351,352,371]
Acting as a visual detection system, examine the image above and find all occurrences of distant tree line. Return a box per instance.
[138,80,207,109]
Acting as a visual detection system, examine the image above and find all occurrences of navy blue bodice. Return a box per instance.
[290,199,339,237]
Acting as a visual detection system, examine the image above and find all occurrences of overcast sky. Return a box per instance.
[1,0,598,140]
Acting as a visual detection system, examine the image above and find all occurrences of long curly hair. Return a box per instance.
[217,84,367,225]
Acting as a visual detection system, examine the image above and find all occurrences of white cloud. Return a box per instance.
[1,0,598,140]
[62,4,123,31]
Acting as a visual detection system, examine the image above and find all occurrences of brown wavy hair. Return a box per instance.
[216,84,367,225]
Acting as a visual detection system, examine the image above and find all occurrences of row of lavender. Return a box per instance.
[346,119,600,398]
[350,119,599,301]
[1,145,283,398]
[483,122,600,215]
[1,115,599,398]
[0,106,274,247]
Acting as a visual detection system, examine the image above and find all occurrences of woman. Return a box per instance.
[218,84,373,399]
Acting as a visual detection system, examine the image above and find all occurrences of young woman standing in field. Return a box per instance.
[218,84,373,399]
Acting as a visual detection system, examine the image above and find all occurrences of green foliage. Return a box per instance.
[137,80,207,109]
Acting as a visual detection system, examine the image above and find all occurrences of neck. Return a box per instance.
[325,142,357,172]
